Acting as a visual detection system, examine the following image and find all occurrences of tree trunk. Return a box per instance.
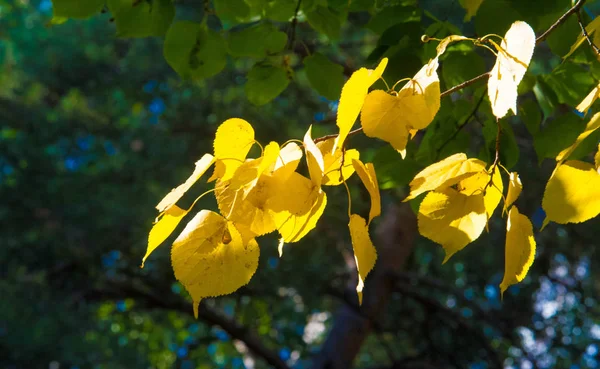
[311,203,418,369]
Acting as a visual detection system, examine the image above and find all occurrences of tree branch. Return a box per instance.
[87,282,291,369]
[536,0,587,43]
[576,10,600,56]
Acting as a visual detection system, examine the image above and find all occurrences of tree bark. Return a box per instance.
[310,203,418,369]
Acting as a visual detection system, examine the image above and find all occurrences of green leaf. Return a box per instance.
[372,145,421,189]
[214,0,251,25]
[545,13,579,56]
[51,0,105,19]
[305,6,341,40]
[534,113,587,163]
[533,79,558,118]
[265,0,296,21]
[245,64,290,106]
[441,51,486,89]
[544,62,596,107]
[366,5,420,34]
[107,0,175,38]
[475,0,520,36]
[227,23,287,58]
[519,99,542,135]
[164,21,227,80]
[303,53,345,101]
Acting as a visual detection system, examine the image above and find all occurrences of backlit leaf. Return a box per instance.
[213,118,255,181]
[488,21,535,118]
[504,172,522,213]
[144,205,188,267]
[349,214,377,305]
[171,210,259,318]
[156,154,215,212]
[458,168,504,220]
[316,138,359,186]
[576,83,600,114]
[404,153,487,201]
[351,159,381,224]
[273,142,303,182]
[596,144,600,173]
[333,58,388,153]
[556,112,600,164]
[500,206,535,295]
[542,160,600,227]
[304,126,325,187]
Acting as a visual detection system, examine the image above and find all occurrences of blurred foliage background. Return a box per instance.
[1,0,600,369]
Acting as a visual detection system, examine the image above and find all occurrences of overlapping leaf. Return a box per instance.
[556,112,600,164]
[404,153,487,201]
[212,118,255,181]
[500,206,535,295]
[488,21,535,118]
[144,205,189,267]
[333,58,388,153]
[504,172,522,214]
[304,126,325,187]
[171,210,259,318]
[316,138,359,186]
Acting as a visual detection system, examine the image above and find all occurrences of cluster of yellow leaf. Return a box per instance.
[403,153,534,295]
[542,113,600,228]
[144,117,384,315]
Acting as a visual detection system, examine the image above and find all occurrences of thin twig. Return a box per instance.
[436,93,486,159]
[287,0,303,50]
[312,0,586,144]
[536,0,587,43]
[576,10,600,56]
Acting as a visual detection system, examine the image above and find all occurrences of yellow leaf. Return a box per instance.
[348,214,377,305]
[316,138,359,186]
[436,35,469,56]
[304,126,325,187]
[542,160,600,227]
[500,206,535,296]
[565,16,600,59]
[503,172,522,214]
[404,153,487,201]
[459,0,484,21]
[360,90,411,155]
[488,21,535,119]
[458,167,504,220]
[229,142,280,198]
[171,210,259,318]
[576,83,600,114]
[351,159,381,224]
[213,118,255,181]
[396,59,440,130]
[418,188,487,262]
[268,172,326,243]
[273,142,303,181]
[215,176,278,236]
[156,153,215,212]
[360,60,440,157]
[595,144,600,173]
[143,205,188,267]
[333,58,388,153]
[556,112,600,163]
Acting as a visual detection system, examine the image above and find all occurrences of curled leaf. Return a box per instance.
[349,214,377,305]
[542,160,600,227]
[595,144,600,173]
[304,126,325,187]
[333,58,388,153]
[404,153,487,201]
[576,83,600,114]
[488,21,535,119]
[143,205,188,267]
[500,206,535,296]
[504,172,522,214]
[351,159,381,224]
[156,153,215,212]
